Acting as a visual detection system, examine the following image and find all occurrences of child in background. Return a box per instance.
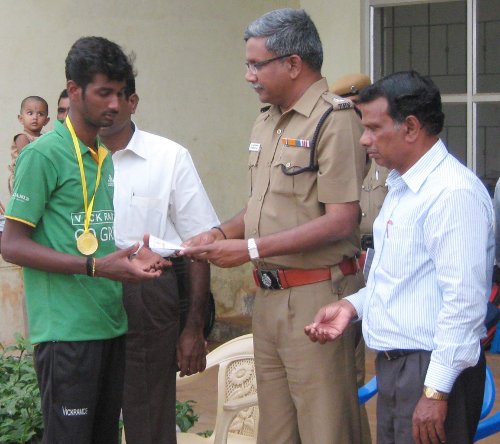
[8,96,50,193]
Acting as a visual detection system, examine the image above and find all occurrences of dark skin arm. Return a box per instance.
[182,202,360,267]
[14,134,31,151]
[176,259,210,376]
[2,219,167,282]
[412,396,448,444]
[182,208,246,248]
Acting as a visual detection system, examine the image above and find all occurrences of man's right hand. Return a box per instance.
[96,243,169,283]
[304,299,358,344]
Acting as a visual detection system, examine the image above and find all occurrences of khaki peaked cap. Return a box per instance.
[330,73,372,98]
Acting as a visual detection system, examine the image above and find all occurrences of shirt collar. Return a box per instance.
[54,119,97,157]
[120,122,148,160]
[387,139,448,193]
[267,78,329,119]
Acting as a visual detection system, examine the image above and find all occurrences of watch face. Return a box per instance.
[424,387,447,401]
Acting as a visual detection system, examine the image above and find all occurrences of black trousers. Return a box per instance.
[376,350,485,444]
[34,336,125,444]
[122,269,179,444]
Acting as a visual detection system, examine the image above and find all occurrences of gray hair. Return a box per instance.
[244,8,323,72]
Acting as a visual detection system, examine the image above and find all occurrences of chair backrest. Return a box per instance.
[475,364,500,442]
[176,334,259,444]
[358,375,378,404]
[209,334,259,444]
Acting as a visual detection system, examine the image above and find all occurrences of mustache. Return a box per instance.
[250,83,264,90]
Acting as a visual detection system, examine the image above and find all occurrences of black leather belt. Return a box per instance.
[379,349,423,361]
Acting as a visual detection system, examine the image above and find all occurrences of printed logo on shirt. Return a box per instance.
[71,210,114,226]
[71,210,115,244]
[107,174,114,187]
[11,192,30,203]
[62,406,88,416]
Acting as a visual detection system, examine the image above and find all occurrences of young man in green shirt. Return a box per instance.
[2,36,166,444]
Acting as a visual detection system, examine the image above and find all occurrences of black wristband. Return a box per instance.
[211,226,227,239]
[86,256,96,277]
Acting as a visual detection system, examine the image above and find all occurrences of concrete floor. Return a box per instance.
[176,347,500,443]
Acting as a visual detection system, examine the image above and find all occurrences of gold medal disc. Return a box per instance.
[77,231,99,256]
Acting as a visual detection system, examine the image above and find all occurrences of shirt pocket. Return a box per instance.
[381,219,418,276]
[131,195,163,209]
[248,150,261,196]
[271,146,315,197]
[130,195,166,233]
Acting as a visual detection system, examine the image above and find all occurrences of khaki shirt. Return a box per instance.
[360,161,389,235]
[244,78,366,269]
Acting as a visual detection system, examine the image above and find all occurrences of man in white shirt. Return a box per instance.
[306,71,494,444]
[100,76,219,444]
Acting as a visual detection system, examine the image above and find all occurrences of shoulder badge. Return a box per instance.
[260,105,271,113]
[321,92,354,111]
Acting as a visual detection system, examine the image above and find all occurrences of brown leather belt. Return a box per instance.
[253,256,363,290]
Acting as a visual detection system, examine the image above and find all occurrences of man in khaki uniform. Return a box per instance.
[182,9,367,444]
[331,73,389,251]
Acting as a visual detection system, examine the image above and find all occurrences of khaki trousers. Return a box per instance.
[253,273,365,444]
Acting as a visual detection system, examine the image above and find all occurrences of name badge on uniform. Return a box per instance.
[249,142,261,152]
[281,137,311,148]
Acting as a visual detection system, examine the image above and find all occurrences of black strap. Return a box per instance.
[281,106,334,176]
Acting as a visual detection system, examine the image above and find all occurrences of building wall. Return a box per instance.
[0,1,362,334]
[302,0,363,82]
[0,259,27,345]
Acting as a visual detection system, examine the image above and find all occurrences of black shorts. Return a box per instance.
[34,336,125,444]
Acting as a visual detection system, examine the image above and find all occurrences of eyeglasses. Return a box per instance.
[245,54,293,74]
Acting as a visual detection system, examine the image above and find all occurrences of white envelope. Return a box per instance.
[148,235,184,257]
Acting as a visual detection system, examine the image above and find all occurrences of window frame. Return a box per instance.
[362,0,500,175]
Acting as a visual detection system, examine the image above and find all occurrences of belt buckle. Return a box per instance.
[257,270,283,290]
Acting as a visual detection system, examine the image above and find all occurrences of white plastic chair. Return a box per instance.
[176,333,258,444]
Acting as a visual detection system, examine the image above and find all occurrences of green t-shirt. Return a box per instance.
[5,120,127,343]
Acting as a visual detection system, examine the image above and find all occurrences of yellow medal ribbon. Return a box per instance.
[65,116,108,256]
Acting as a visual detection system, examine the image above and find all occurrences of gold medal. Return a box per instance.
[76,231,99,256]
[66,117,107,257]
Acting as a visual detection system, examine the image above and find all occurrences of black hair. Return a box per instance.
[65,36,134,92]
[358,70,444,135]
[58,89,68,101]
[20,96,49,114]
[124,75,136,99]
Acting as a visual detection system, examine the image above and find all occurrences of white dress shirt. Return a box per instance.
[347,140,494,392]
[112,124,219,249]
